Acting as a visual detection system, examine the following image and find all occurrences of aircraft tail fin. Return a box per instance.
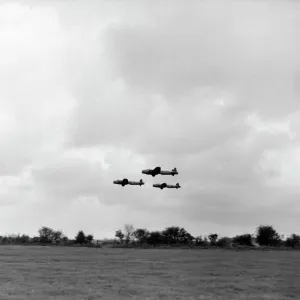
[173,168,177,172]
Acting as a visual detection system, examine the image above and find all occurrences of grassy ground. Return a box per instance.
[0,246,299,299]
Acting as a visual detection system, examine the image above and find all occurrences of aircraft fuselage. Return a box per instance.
[142,167,178,177]
[128,180,144,186]
[153,183,167,189]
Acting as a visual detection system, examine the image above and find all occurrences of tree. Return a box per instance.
[285,234,300,248]
[208,234,218,246]
[232,234,253,246]
[195,236,209,246]
[15,234,30,244]
[38,226,54,244]
[62,236,69,245]
[86,234,94,244]
[115,230,124,244]
[31,236,40,244]
[147,231,164,246]
[52,230,63,244]
[162,226,181,244]
[1,236,8,244]
[255,225,281,246]
[178,228,194,244]
[124,224,135,244]
[75,230,86,244]
[133,228,150,244]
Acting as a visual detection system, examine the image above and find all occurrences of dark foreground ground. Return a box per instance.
[0,246,299,300]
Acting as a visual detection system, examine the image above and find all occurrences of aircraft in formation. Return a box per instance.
[113,178,144,187]
[153,183,181,190]
[113,167,180,189]
[141,167,178,177]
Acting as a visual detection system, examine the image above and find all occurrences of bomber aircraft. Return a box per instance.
[166,183,181,189]
[113,178,129,186]
[113,178,144,187]
[153,182,181,189]
[142,167,178,177]
[128,179,145,186]
[153,182,168,189]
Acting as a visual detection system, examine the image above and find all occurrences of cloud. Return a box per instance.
[32,158,104,200]
[0,1,300,238]
[105,0,300,119]
[67,0,300,156]
[0,2,76,176]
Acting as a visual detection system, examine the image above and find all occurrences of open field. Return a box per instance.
[0,246,299,300]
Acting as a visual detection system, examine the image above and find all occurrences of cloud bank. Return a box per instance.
[0,0,299,238]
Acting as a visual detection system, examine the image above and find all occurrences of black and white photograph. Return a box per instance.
[0,0,299,299]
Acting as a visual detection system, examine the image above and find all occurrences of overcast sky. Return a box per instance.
[0,0,300,239]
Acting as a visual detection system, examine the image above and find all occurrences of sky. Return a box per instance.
[0,0,300,239]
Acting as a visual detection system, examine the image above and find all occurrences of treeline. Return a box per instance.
[0,227,96,247]
[0,224,299,249]
[114,224,300,248]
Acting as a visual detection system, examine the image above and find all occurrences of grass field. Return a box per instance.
[0,246,299,300]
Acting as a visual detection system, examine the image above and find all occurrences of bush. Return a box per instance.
[216,237,232,247]
[232,234,253,246]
